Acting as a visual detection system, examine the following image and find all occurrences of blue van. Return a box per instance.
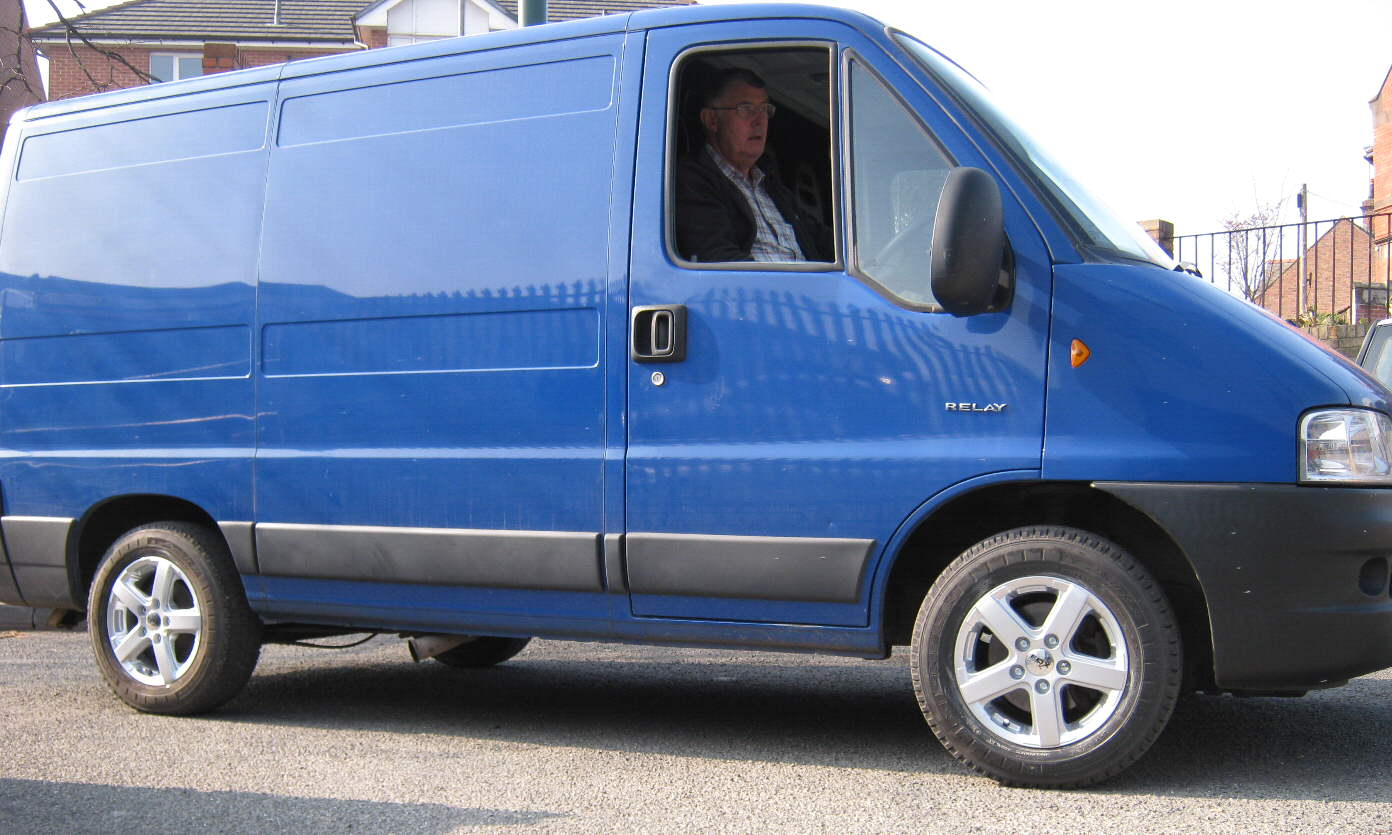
[1,3,1389,788]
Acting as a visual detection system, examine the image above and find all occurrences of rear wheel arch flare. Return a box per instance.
[73,495,223,605]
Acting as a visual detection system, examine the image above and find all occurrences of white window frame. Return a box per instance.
[149,52,203,83]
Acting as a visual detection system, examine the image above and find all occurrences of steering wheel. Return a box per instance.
[869,212,933,270]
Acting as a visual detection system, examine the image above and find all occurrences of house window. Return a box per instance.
[1357,284,1390,321]
[150,53,203,83]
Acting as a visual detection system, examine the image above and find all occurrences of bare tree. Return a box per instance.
[40,0,156,93]
[1216,199,1287,304]
[1,0,40,99]
[1,0,156,102]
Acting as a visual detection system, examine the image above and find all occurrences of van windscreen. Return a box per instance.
[891,33,1173,269]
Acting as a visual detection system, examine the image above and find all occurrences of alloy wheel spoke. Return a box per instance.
[113,629,150,664]
[958,662,1024,706]
[164,607,202,635]
[1040,583,1091,646]
[1030,686,1065,748]
[151,638,179,685]
[973,595,1031,648]
[1064,656,1128,693]
[151,559,178,606]
[111,578,147,614]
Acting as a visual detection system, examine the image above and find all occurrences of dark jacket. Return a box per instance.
[674,146,832,263]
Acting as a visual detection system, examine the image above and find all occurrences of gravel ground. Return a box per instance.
[1,629,1389,833]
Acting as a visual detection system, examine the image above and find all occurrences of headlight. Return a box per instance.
[1300,409,1392,484]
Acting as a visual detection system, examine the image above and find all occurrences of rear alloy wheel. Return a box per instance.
[911,526,1181,787]
[89,523,261,715]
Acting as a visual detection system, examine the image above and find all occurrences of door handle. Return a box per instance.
[631,305,687,363]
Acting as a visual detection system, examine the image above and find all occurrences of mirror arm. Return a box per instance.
[987,239,1016,313]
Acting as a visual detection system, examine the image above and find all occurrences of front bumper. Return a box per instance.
[1100,482,1392,690]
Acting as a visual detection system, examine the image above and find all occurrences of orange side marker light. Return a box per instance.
[1070,339,1092,368]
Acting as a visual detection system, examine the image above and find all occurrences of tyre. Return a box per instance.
[432,636,532,668]
[911,526,1181,787]
[88,522,261,715]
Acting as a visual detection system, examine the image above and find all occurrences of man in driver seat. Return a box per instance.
[675,67,832,263]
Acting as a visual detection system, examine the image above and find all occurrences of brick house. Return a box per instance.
[30,0,696,100]
[1,0,42,145]
[1258,219,1378,322]
[1244,65,1392,327]
[1367,65,1392,302]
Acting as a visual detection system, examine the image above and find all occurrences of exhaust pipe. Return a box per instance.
[406,634,469,662]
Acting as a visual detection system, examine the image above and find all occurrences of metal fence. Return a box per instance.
[1173,212,1392,325]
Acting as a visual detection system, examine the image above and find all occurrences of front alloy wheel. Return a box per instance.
[953,575,1128,749]
[911,526,1182,788]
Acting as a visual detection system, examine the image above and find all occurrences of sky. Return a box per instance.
[24,0,1392,235]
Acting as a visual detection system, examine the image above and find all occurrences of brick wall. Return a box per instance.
[43,43,358,100]
[1373,69,1392,232]
[358,25,389,49]
[44,44,152,100]
[0,0,42,145]
[1298,322,1370,360]
[222,46,355,70]
[1372,69,1392,292]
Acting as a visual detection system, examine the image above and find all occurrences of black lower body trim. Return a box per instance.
[0,516,75,608]
[626,532,875,603]
[256,523,604,592]
[1099,482,1392,689]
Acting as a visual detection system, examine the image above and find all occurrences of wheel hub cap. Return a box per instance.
[1025,649,1053,675]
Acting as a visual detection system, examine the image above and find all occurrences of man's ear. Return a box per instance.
[699,107,718,135]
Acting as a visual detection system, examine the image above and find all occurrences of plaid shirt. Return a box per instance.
[706,146,805,262]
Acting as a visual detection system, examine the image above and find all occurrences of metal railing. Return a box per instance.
[1173,212,1392,325]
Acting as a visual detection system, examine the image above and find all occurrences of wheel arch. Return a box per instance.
[878,480,1215,690]
[71,494,225,609]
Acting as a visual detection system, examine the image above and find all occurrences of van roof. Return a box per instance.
[16,3,885,124]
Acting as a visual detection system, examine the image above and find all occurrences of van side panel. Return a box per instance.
[252,37,620,612]
[0,85,273,607]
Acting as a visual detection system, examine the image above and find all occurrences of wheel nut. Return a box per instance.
[1044,634,1059,649]
[1057,661,1071,675]
[1035,680,1049,693]
[1014,638,1030,651]
[1010,665,1025,680]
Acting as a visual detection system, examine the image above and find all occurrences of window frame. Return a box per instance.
[663,41,843,273]
[840,49,960,314]
[149,52,204,84]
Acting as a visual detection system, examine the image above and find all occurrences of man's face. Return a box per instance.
[701,81,770,176]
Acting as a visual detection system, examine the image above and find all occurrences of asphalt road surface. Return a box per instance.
[1,629,1389,833]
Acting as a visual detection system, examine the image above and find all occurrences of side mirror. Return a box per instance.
[930,166,1013,317]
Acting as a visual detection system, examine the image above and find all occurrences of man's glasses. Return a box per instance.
[706,102,777,118]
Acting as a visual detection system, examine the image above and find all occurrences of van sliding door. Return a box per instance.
[250,38,625,627]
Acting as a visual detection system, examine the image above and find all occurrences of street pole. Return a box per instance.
[1297,184,1308,316]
